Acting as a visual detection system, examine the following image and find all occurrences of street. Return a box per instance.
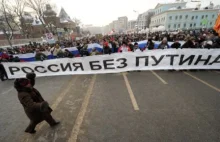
[0,70,220,142]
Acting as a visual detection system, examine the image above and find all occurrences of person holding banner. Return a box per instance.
[118,41,131,53]
[145,38,155,50]
[157,38,169,49]
[35,49,47,61]
[103,41,112,54]
[133,42,142,52]
[14,73,60,134]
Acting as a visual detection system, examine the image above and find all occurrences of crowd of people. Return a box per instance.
[0,29,220,81]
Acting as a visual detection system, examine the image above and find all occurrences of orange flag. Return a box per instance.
[214,12,220,36]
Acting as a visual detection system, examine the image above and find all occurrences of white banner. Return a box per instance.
[2,49,220,79]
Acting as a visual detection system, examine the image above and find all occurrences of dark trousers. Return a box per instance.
[0,69,8,81]
[25,113,56,133]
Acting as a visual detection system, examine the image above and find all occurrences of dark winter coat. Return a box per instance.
[17,88,52,123]
[146,42,155,50]
[171,42,181,49]
[181,40,196,48]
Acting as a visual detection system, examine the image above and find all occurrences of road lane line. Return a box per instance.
[51,76,79,110]
[122,73,140,111]
[68,75,97,142]
[151,71,168,85]
[1,87,13,95]
[184,72,220,93]
[22,76,78,142]
[36,76,79,131]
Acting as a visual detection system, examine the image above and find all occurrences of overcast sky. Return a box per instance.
[52,0,220,26]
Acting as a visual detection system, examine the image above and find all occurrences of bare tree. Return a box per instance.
[26,0,50,32]
[6,0,32,38]
[0,0,19,46]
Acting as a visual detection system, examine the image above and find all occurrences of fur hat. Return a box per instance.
[14,78,30,92]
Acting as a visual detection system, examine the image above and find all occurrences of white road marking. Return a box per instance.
[184,72,220,93]
[68,75,97,142]
[123,73,140,111]
[1,87,13,95]
[151,71,168,85]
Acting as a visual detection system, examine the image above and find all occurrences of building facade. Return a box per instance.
[113,20,119,32]
[150,1,220,31]
[117,16,128,33]
[127,20,136,30]
[136,10,154,30]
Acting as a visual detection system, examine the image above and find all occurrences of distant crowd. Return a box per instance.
[0,28,220,63]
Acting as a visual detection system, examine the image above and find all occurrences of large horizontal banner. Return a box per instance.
[3,49,220,79]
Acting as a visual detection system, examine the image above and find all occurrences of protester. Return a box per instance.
[118,41,131,53]
[145,38,155,50]
[14,73,60,134]
[0,62,8,81]
[212,37,220,48]
[128,40,134,51]
[64,49,74,58]
[103,41,112,54]
[158,38,169,49]
[0,50,10,61]
[182,37,196,48]
[35,49,47,61]
[204,40,213,49]
[133,42,141,52]
[110,40,117,53]
[51,44,61,58]
[90,48,99,56]
[171,39,181,49]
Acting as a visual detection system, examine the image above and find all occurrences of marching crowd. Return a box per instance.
[0,29,220,81]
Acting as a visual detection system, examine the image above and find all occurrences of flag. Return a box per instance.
[213,14,220,36]
[201,18,208,25]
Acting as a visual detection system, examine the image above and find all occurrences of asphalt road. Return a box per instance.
[0,70,220,142]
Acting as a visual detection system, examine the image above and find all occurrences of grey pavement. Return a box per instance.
[0,71,220,142]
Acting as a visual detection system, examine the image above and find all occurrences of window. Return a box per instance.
[212,14,215,18]
[206,15,208,18]
[202,15,204,19]
[174,24,176,28]
[168,25,171,28]
[196,16,198,19]
[190,24,192,27]
[180,15,182,19]
[192,16,194,20]
[184,23,186,27]
[169,16,172,20]
[210,22,213,25]
[185,15,188,19]
[194,23,196,27]
[200,22,203,26]
[175,16,178,20]
[178,24,180,28]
